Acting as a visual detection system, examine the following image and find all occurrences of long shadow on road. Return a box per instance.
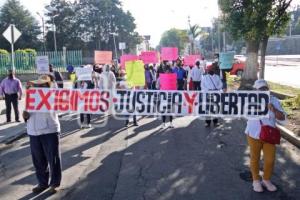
[63,117,300,200]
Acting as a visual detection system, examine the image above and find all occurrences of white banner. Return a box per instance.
[25,88,270,118]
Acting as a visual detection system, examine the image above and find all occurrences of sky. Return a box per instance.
[0,0,300,46]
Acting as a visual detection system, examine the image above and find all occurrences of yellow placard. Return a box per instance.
[125,60,145,87]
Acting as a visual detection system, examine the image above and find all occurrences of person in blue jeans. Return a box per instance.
[172,58,187,90]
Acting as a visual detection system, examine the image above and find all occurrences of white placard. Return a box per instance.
[75,67,93,81]
[36,56,49,74]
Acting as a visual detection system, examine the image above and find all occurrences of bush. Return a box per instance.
[24,48,37,56]
[0,49,9,55]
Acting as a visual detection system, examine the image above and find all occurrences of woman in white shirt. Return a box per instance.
[99,64,117,90]
[245,79,286,193]
[201,63,223,127]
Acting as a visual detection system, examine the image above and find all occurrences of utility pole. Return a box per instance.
[37,12,46,52]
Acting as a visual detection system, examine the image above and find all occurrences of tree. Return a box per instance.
[0,0,41,50]
[188,24,202,54]
[219,0,292,88]
[158,28,189,54]
[259,0,292,79]
[44,0,141,54]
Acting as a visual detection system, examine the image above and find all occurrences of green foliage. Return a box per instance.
[0,0,41,50]
[158,28,189,54]
[24,48,37,55]
[0,49,9,55]
[45,0,140,53]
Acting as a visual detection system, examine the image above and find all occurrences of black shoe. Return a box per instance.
[48,186,59,194]
[32,185,48,194]
[133,123,139,126]
[205,123,210,128]
[16,119,21,122]
[6,120,11,123]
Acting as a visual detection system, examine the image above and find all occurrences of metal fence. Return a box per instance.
[0,50,82,75]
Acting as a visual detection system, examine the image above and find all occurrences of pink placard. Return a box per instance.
[160,73,177,90]
[184,55,201,66]
[161,47,178,61]
[94,51,113,64]
[139,51,158,64]
[120,54,139,69]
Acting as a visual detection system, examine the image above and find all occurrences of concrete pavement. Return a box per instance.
[0,115,299,200]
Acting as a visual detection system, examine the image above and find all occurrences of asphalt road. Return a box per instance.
[0,114,299,200]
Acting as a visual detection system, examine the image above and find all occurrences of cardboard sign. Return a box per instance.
[139,51,158,64]
[161,47,178,61]
[184,55,201,66]
[125,60,145,87]
[94,51,112,64]
[26,88,270,118]
[36,56,49,74]
[219,52,235,69]
[75,67,93,81]
[160,73,177,90]
[120,54,139,69]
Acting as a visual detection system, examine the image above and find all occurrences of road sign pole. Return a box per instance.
[11,25,15,71]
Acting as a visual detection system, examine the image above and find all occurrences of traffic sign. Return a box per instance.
[2,24,21,44]
[119,42,126,50]
[2,24,22,70]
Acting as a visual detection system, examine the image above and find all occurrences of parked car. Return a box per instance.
[206,58,246,77]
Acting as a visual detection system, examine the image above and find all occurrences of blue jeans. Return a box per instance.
[29,133,62,187]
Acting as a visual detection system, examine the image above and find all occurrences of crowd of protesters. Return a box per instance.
[0,53,286,194]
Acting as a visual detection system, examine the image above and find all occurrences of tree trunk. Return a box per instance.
[259,36,269,79]
[240,40,260,90]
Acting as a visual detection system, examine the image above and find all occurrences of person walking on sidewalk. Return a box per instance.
[23,75,62,194]
[0,69,23,123]
[245,79,286,193]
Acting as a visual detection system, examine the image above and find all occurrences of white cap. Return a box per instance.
[253,79,268,89]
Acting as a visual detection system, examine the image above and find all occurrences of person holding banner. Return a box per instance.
[191,60,204,91]
[145,65,153,89]
[201,63,223,127]
[245,79,286,193]
[172,58,186,90]
[159,65,174,128]
[117,70,138,127]
[22,75,62,194]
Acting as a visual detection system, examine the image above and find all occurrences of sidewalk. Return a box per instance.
[0,81,73,147]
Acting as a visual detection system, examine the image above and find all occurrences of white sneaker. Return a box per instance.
[87,124,92,128]
[262,180,277,192]
[252,180,263,192]
[161,123,166,128]
[80,124,84,129]
[169,122,174,128]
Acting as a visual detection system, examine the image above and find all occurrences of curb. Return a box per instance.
[277,124,300,148]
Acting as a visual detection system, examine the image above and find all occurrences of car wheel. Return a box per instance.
[236,70,243,77]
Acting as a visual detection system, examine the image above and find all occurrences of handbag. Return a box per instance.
[259,120,281,145]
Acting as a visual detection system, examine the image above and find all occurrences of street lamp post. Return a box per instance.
[52,15,58,52]
[110,32,118,60]
[37,12,46,52]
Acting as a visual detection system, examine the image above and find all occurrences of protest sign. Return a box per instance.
[75,67,93,81]
[184,55,201,66]
[26,88,270,118]
[219,51,235,69]
[94,51,113,64]
[120,54,139,69]
[160,73,177,90]
[161,47,178,61]
[139,51,158,64]
[125,60,145,87]
[36,56,49,74]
